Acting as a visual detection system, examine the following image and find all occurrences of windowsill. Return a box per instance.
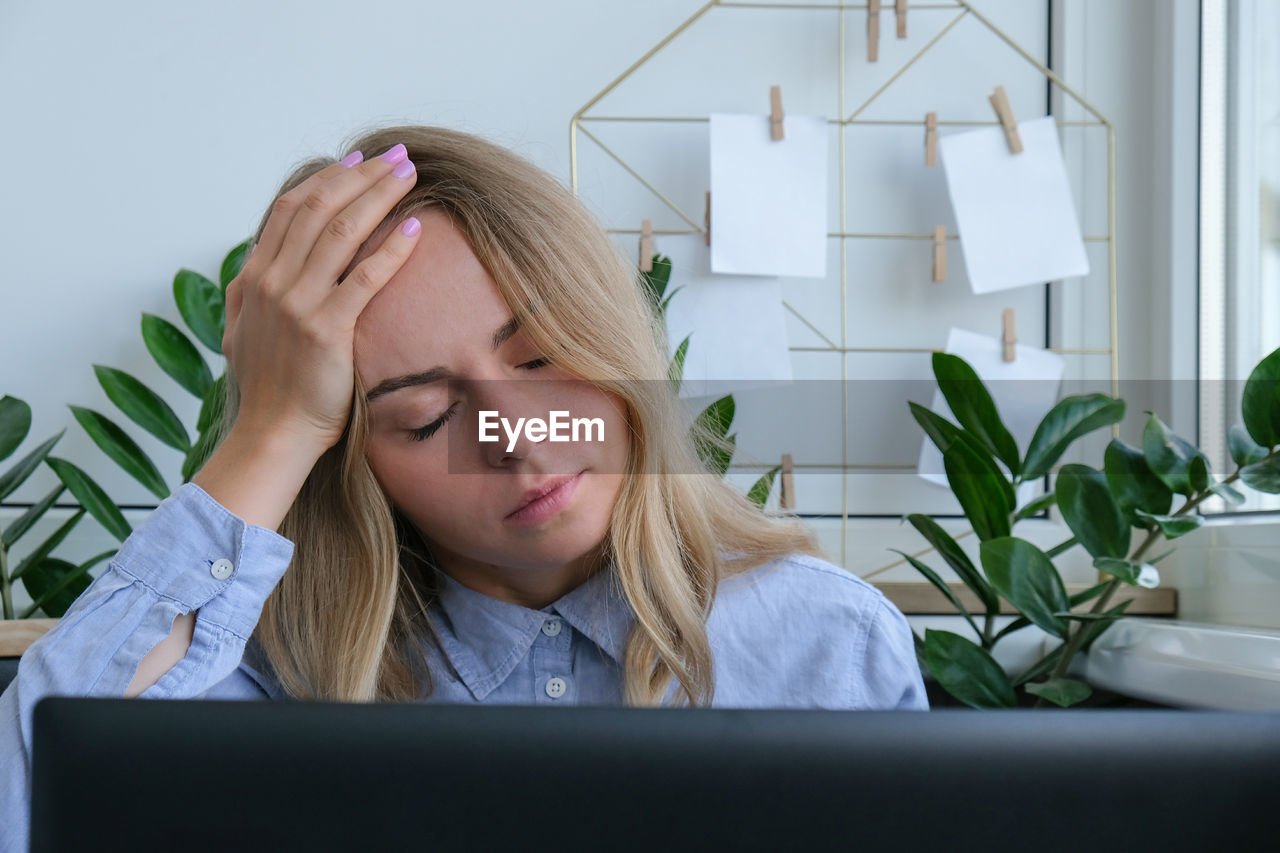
[1082,618,1280,710]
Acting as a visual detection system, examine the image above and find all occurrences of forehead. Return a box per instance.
[353,208,511,386]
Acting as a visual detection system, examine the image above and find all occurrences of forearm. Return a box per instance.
[192,424,327,532]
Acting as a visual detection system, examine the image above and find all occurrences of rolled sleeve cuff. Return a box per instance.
[112,482,295,641]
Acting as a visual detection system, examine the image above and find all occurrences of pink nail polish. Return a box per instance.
[391,160,415,179]
[401,217,421,237]
[339,150,363,168]
[380,143,408,165]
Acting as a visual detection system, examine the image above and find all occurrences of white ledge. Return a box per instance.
[1083,618,1280,710]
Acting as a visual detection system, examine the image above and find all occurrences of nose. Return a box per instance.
[475,380,544,469]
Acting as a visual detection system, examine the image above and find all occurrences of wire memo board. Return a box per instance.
[568,0,1117,571]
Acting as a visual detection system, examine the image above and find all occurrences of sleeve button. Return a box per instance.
[210,558,235,580]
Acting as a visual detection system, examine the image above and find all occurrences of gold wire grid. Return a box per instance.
[568,0,1118,573]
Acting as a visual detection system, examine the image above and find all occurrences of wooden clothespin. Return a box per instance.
[988,85,1024,154]
[896,0,908,38]
[932,226,946,282]
[769,85,784,141]
[639,219,653,272]
[868,0,882,62]
[925,112,938,167]
[1002,308,1017,362]
[780,453,795,510]
[704,191,711,247]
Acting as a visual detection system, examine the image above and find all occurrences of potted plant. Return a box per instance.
[902,347,1280,708]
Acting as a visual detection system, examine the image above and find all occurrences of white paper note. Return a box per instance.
[659,235,793,399]
[917,328,1065,506]
[709,114,828,278]
[940,115,1089,294]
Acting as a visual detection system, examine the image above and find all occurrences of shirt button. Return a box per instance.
[210,559,235,581]
[545,677,567,699]
[541,618,562,637]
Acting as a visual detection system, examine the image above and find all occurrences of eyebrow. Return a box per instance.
[365,317,522,403]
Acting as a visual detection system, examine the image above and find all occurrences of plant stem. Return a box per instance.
[1045,536,1079,559]
[0,543,12,621]
[982,611,994,649]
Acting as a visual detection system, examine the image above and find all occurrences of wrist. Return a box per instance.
[192,425,330,531]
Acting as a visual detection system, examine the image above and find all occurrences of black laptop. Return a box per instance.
[29,697,1279,852]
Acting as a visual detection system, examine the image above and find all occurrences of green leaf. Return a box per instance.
[639,254,673,305]
[1211,482,1246,505]
[907,401,964,455]
[1133,509,1204,540]
[1228,424,1270,468]
[1025,677,1093,708]
[1189,453,1211,494]
[932,353,1021,477]
[220,238,251,291]
[20,551,113,618]
[142,313,213,399]
[980,537,1070,638]
[1055,464,1130,559]
[905,514,999,612]
[46,457,133,542]
[1104,439,1173,526]
[998,581,1109,644]
[669,335,689,389]
[0,395,33,462]
[68,406,169,500]
[890,549,981,638]
[174,268,226,354]
[1093,556,1160,588]
[1022,394,1126,481]
[1,484,64,547]
[923,629,1017,709]
[942,439,1013,541]
[1240,455,1280,494]
[1012,491,1057,522]
[196,373,227,434]
[1142,413,1204,497]
[1241,345,1280,449]
[10,508,84,582]
[696,395,734,438]
[1070,581,1113,607]
[747,466,779,508]
[93,365,191,452]
[0,431,63,501]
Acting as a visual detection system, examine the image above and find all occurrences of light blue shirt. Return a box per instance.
[1,483,926,850]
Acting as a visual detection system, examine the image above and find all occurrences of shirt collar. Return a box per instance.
[430,561,634,701]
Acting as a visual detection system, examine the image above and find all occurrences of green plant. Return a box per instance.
[638,254,779,506]
[73,242,247,503]
[0,396,124,620]
[903,346,1280,708]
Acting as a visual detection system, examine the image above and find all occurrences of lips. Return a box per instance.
[508,472,583,518]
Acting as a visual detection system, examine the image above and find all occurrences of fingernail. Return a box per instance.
[391,160,415,179]
[401,217,421,237]
[339,150,363,168]
[380,143,408,165]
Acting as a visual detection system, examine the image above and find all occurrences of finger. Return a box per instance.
[320,216,423,328]
[250,155,358,275]
[268,144,412,291]
[293,160,419,298]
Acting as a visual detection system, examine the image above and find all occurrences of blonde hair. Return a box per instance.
[222,125,821,707]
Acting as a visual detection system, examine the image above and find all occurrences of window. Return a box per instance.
[1199,0,1280,514]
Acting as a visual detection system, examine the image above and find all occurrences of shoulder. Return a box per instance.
[707,552,927,709]
[712,551,891,626]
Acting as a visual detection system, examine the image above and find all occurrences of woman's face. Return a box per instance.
[353,208,629,606]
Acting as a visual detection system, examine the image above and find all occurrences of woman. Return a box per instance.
[1,124,924,846]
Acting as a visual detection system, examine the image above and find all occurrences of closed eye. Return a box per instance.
[520,357,550,370]
[407,402,459,442]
